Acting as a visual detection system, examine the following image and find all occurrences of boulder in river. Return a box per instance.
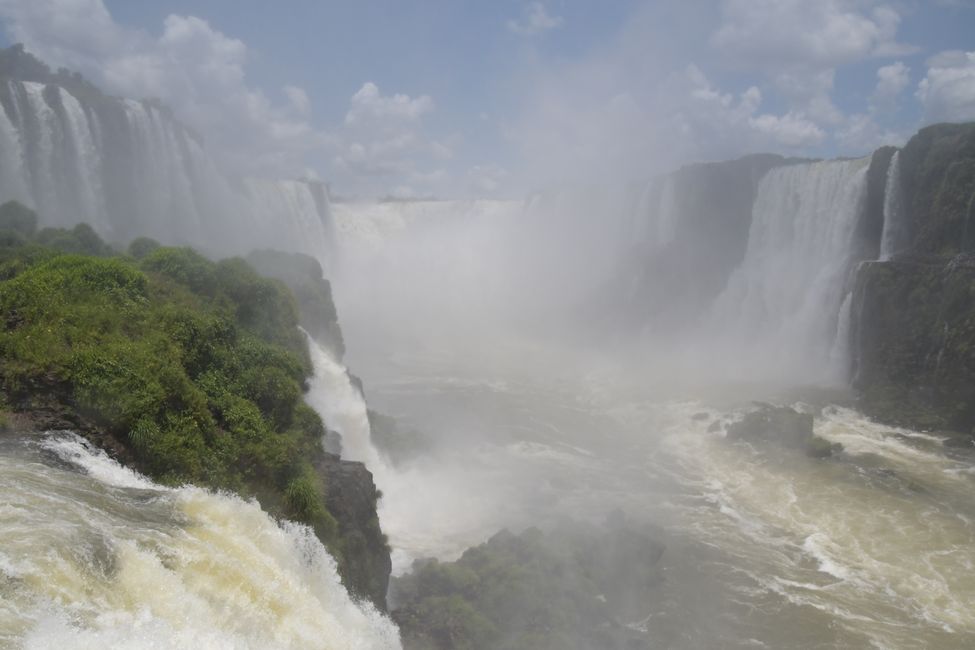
[727,403,842,457]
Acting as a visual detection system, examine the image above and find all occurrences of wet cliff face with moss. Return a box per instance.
[0,202,390,608]
[851,123,975,437]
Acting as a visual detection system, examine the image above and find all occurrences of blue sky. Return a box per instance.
[0,1,973,198]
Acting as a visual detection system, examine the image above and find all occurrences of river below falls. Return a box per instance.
[352,348,975,650]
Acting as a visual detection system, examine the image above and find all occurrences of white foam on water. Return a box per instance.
[1,434,402,649]
[37,434,160,491]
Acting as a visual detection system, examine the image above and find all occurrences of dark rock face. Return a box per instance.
[315,453,391,610]
[850,123,975,436]
[727,404,840,457]
[390,517,665,650]
[852,256,975,433]
[899,123,975,257]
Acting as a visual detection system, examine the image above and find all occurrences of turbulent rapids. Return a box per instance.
[0,433,401,649]
[353,359,975,648]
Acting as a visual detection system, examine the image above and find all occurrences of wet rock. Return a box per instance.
[314,453,391,610]
[391,514,665,650]
[727,403,814,446]
[805,435,843,459]
[727,404,842,457]
[851,123,975,435]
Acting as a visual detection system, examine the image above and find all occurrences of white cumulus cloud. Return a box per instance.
[917,50,975,122]
[345,82,433,126]
[284,85,311,116]
[711,0,916,69]
[873,61,910,105]
[507,2,563,36]
[332,82,454,196]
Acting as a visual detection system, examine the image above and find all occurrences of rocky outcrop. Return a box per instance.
[850,123,975,436]
[852,255,975,433]
[726,404,840,457]
[390,515,665,650]
[898,123,975,256]
[315,453,391,609]
[246,249,345,358]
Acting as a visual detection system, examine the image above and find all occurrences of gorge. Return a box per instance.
[0,41,974,650]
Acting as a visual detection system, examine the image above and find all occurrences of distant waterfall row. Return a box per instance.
[623,151,905,385]
[0,79,333,263]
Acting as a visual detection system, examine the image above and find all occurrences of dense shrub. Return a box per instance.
[0,200,37,237]
[128,236,161,259]
[0,228,337,546]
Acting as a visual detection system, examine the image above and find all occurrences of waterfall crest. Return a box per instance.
[0,433,402,649]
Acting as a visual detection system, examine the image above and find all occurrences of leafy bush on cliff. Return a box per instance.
[0,207,338,544]
[246,249,345,357]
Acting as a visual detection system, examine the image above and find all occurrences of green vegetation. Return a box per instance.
[0,201,338,544]
[391,520,664,650]
[246,249,345,357]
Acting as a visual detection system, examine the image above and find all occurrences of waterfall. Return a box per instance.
[879,150,904,261]
[0,433,401,649]
[121,98,205,242]
[706,157,870,383]
[0,84,29,204]
[19,82,58,219]
[0,78,334,262]
[58,88,107,233]
[244,179,336,270]
[303,333,388,474]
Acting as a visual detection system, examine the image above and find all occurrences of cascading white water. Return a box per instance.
[19,82,58,219]
[244,180,335,268]
[0,78,334,261]
[121,98,204,241]
[0,84,29,205]
[0,432,402,649]
[879,150,904,261]
[705,157,870,383]
[303,332,388,473]
[58,88,107,233]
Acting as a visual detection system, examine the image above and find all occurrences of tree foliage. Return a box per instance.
[0,214,338,544]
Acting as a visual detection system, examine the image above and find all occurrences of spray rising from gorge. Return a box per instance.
[0,27,974,650]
